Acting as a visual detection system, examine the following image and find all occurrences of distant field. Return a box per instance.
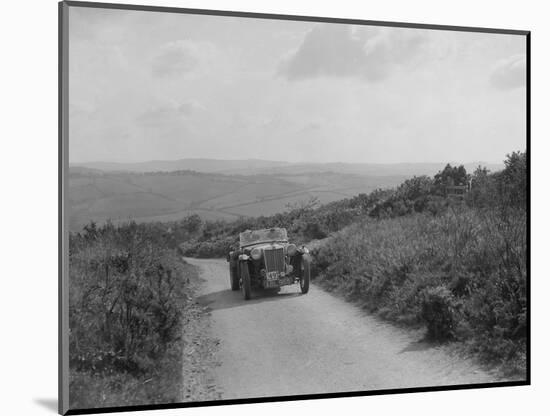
[74,158,504,177]
[68,168,407,230]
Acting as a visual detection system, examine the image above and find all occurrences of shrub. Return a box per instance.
[302,221,328,240]
[69,221,201,407]
[420,286,458,340]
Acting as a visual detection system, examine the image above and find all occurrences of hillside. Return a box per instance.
[68,168,405,231]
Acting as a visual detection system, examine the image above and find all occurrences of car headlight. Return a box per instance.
[251,247,262,260]
[287,244,297,256]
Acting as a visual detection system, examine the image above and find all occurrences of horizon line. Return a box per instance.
[69,157,507,166]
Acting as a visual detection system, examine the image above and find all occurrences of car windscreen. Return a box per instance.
[239,228,288,246]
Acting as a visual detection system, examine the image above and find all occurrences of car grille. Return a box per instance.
[264,247,285,273]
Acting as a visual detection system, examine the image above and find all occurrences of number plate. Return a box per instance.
[264,279,279,288]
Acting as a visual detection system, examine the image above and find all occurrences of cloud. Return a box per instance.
[136,100,205,126]
[69,100,97,118]
[178,100,206,115]
[69,6,130,41]
[299,121,322,133]
[279,25,428,82]
[151,40,214,78]
[279,25,364,80]
[490,54,526,90]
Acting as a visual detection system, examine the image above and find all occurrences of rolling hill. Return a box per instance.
[68,159,503,231]
[68,168,406,231]
[71,159,290,174]
[72,158,504,177]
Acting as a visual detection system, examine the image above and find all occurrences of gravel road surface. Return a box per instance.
[186,257,498,400]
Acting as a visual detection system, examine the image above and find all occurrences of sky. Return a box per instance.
[68,6,527,164]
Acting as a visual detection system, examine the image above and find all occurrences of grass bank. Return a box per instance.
[311,206,527,377]
[68,222,220,409]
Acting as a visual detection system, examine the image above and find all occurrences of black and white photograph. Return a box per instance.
[59,1,528,414]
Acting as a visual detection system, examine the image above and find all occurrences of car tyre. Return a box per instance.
[229,264,239,291]
[300,256,310,294]
[240,262,252,300]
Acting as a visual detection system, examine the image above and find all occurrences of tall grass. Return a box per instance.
[69,221,207,408]
[313,205,526,375]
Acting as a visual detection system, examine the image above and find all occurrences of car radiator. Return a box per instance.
[264,247,285,273]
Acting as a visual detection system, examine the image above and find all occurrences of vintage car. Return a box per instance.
[226,227,311,300]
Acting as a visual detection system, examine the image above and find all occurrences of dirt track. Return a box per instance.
[186,257,498,400]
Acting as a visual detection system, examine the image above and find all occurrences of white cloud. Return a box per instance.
[151,40,215,78]
[490,54,527,90]
[279,24,429,82]
[136,99,206,126]
[69,100,97,118]
[178,100,206,115]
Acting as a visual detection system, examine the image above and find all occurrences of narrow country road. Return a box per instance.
[186,257,498,400]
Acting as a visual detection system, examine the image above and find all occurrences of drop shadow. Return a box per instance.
[34,398,58,413]
[197,288,302,311]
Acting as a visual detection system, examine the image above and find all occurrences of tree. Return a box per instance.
[467,166,495,208]
[433,164,469,196]
[500,151,527,209]
[397,175,433,201]
[180,214,202,234]
[466,151,526,211]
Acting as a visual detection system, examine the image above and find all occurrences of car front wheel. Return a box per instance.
[300,256,310,294]
[229,264,239,291]
[240,262,252,300]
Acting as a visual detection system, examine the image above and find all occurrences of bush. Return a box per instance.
[420,286,458,340]
[181,236,236,258]
[69,221,202,407]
